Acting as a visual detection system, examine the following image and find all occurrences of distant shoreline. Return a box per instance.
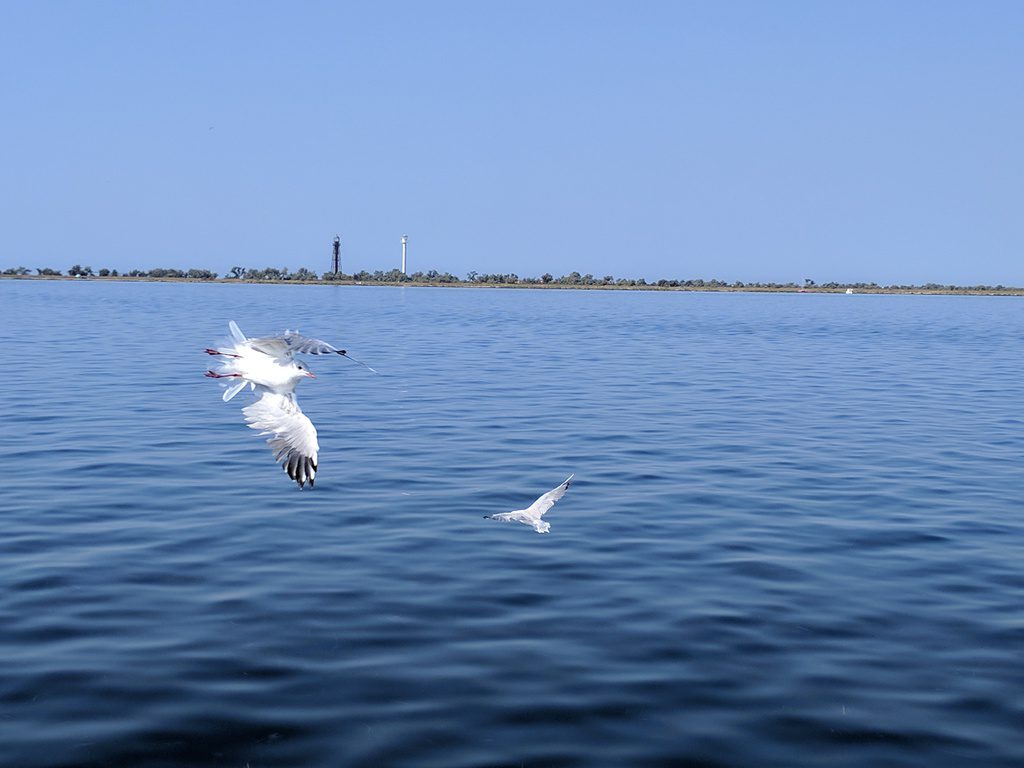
[2,273,1022,296]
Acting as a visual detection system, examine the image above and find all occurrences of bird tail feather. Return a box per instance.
[222,380,248,402]
[228,320,247,344]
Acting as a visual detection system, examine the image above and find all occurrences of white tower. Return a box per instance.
[401,234,408,275]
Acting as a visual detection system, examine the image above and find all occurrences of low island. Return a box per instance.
[2,265,1021,296]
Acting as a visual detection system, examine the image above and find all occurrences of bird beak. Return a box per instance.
[305,371,316,378]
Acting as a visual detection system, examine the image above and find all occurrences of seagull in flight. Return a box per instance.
[204,320,363,488]
[485,475,574,533]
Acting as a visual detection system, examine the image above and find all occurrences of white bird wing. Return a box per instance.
[279,331,345,356]
[225,320,294,361]
[486,510,536,525]
[242,390,320,488]
[245,331,345,360]
[228,321,342,358]
[524,474,574,518]
[245,336,294,361]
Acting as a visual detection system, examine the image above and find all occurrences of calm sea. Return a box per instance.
[1,281,1022,767]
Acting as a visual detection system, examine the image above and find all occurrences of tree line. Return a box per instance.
[1,265,219,279]
[0,264,1017,292]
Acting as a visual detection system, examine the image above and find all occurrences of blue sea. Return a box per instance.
[1,280,1022,767]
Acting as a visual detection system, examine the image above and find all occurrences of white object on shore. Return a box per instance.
[204,321,352,488]
[846,288,854,294]
[485,475,574,534]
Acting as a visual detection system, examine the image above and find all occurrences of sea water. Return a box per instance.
[1,281,1022,767]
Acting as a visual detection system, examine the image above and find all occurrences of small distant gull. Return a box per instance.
[484,475,574,534]
[204,320,369,488]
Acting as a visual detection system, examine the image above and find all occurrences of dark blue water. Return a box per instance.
[1,281,1022,767]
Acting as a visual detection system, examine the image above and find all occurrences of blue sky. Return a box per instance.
[2,1,1022,284]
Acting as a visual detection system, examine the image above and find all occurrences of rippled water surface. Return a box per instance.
[1,281,1022,767]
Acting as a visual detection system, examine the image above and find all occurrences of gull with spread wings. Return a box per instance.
[204,321,371,488]
[484,475,574,533]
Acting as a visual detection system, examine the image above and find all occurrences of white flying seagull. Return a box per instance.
[484,475,574,534]
[204,320,369,488]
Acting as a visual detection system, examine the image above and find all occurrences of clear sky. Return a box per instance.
[2,1,1022,284]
